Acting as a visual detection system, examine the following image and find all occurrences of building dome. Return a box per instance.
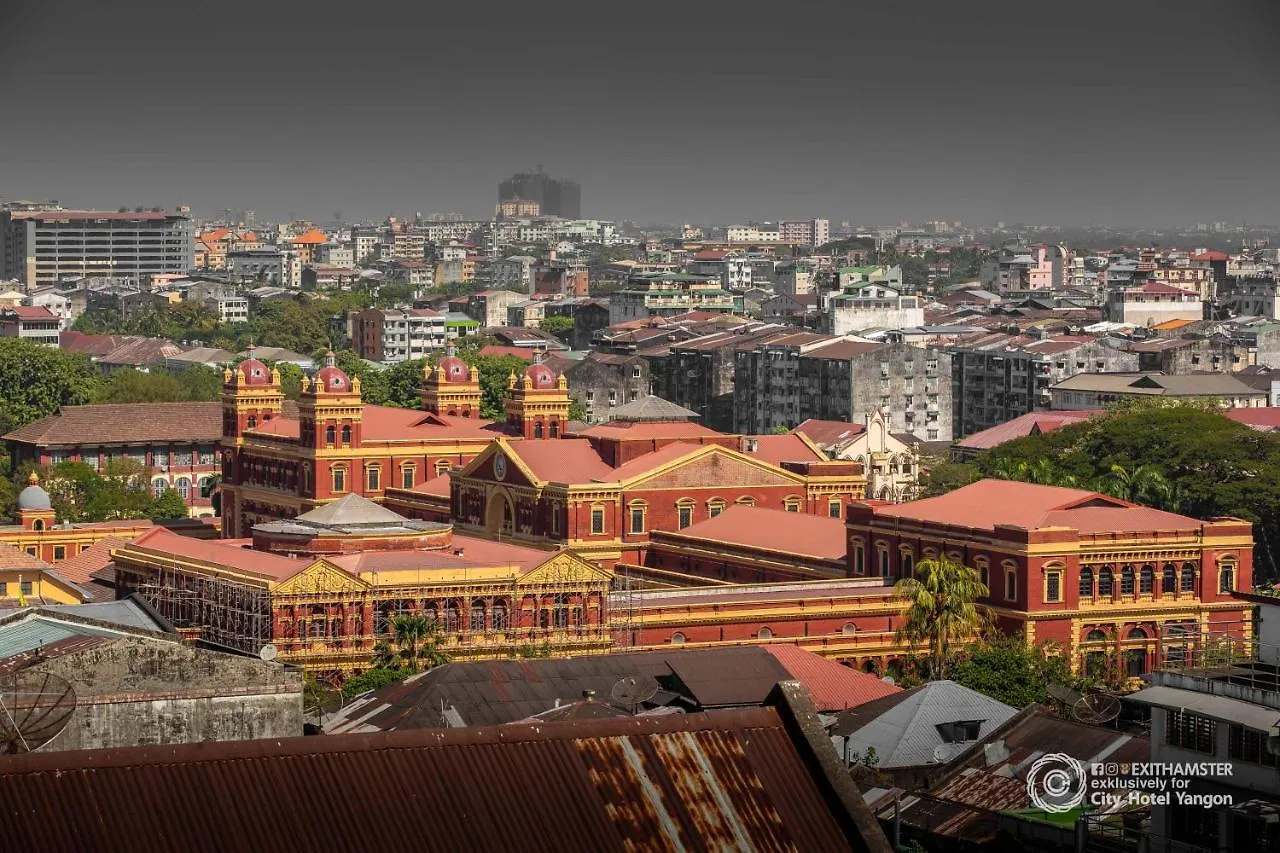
[523,362,557,389]
[438,355,469,383]
[237,358,271,386]
[314,365,351,393]
[18,473,52,511]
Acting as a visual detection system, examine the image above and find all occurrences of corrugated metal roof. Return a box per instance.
[0,707,881,853]
[0,615,124,659]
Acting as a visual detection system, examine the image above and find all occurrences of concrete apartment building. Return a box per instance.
[687,250,754,291]
[0,205,194,289]
[1048,372,1268,410]
[948,334,1139,437]
[734,337,953,441]
[351,307,446,363]
[979,244,1070,293]
[778,218,830,248]
[205,296,249,324]
[562,352,652,423]
[608,273,735,324]
[773,262,814,296]
[1106,281,1206,326]
[488,255,537,292]
[825,283,924,336]
[725,225,782,244]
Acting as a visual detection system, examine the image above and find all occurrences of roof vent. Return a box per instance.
[582,689,596,700]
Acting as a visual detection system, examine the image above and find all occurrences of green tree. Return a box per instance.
[0,339,102,433]
[340,665,412,700]
[469,354,531,419]
[948,635,1075,708]
[539,315,575,341]
[919,458,980,497]
[389,614,451,672]
[894,556,990,680]
[149,488,191,520]
[384,357,431,408]
[1099,463,1171,506]
[82,458,155,521]
[568,399,589,422]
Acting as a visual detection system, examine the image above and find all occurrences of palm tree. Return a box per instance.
[389,614,451,672]
[1103,463,1171,507]
[894,556,990,680]
[369,640,398,670]
[987,458,1029,481]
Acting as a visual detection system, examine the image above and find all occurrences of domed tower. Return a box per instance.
[16,472,56,531]
[297,351,364,453]
[420,348,482,417]
[221,345,285,441]
[505,351,570,439]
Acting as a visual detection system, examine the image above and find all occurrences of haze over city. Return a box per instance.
[3,0,1279,225]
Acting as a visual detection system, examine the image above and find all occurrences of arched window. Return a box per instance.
[758,627,773,640]
[1121,565,1135,596]
[367,467,380,491]
[735,496,756,507]
[1086,629,1108,642]
[670,632,687,645]
[1162,564,1176,593]
[341,425,351,445]
[783,496,801,513]
[152,478,168,498]
[1127,627,1148,640]
[533,421,544,439]
[176,477,191,500]
[853,541,865,575]
[1181,563,1196,593]
[1219,559,1236,593]
[628,500,648,535]
[331,466,347,493]
[491,601,508,631]
[901,552,914,577]
[32,520,44,532]
[549,421,559,438]
[1079,566,1094,598]
[1004,564,1017,601]
[707,498,726,518]
[1139,565,1154,595]
[552,594,569,629]
[842,622,857,635]
[435,459,451,477]
[1098,566,1114,596]
[975,558,990,590]
[676,499,695,529]
[878,548,890,578]
[470,599,486,632]
[325,425,336,445]
[401,464,416,490]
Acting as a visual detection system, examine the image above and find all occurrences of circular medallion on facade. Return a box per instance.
[494,452,507,481]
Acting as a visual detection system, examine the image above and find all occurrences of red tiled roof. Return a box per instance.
[408,474,452,497]
[1190,251,1229,261]
[361,407,504,442]
[742,435,824,466]
[478,345,539,361]
[507,439,617,482]
[669,505,847,560]
[0,542,51,571]
[605,442,714,482]
[329,534,549,576]
[3,402,222,446]
[2,306,58,320]
[124,527,306,581]
[575,422,722,440]
[954,411,1097,451]
[289,228,328,244]
[793,419,866,448]
[58,331,125,357]
[763,645,901,711]
[869,479,1204,534]
[1226,408,1280,432]
[52,536,131,585]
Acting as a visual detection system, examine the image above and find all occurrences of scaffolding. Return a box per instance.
[135,557,272,655]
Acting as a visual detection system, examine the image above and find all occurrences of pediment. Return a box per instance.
[517,551,613,586]
[624,448,803,490]
[274,560,369,595]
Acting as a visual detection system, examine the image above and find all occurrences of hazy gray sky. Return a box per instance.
[2,1,1278,225]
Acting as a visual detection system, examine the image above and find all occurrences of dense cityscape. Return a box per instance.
[3,2,1280,851]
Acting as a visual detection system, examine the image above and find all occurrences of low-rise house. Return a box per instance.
[1048,372,1268,410]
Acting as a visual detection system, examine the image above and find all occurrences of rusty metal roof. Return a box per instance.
[0,707,885,853]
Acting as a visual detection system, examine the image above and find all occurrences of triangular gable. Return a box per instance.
[620,444,806,490]
[1129,375,1164,389]
[1059,495,1130,511]
[274,560,369,595]
[455,438,539,488]
[517,550,613,586]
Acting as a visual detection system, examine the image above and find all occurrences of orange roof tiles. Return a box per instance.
[954,411,1097,451]
[575,421,722,440]
[1150,318,1198,331]
[53,536,131,585]
[408,474,452,497]
[507,439,617,482]
[742,435,824,466]
[3,402,222,446]
[793,419,866,448]
[1226,407,1280,432]
[0,542,52,571]
[669,506,847,560]
[869,479,1204,534]
[763,645,901,711]
[289,228,328,244]
[126,527,306,581]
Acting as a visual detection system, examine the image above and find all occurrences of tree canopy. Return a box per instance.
[975,402,1280,579]
[0,339,102,434]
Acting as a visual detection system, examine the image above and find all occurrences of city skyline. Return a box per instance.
[2,1,1278,226]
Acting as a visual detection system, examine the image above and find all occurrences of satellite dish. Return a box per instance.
[611,676,660,708]
[1073,691,1122,726]
[0,670,77,753]
[258,644,279,662]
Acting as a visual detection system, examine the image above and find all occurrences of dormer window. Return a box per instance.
[936,720,983,744]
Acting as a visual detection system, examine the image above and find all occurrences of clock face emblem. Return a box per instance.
[494,453,507,481]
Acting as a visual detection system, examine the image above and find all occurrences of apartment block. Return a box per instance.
[824,283,924,335]
[608,273,735,324]
[948,334,1138,437]
[1,206,193,289]
[778,218,830,247]
[351,307,446,363]
[0,306,60,346]
[465,289,525,329]
[1106,282,1205,326]
[733,337,953,441]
